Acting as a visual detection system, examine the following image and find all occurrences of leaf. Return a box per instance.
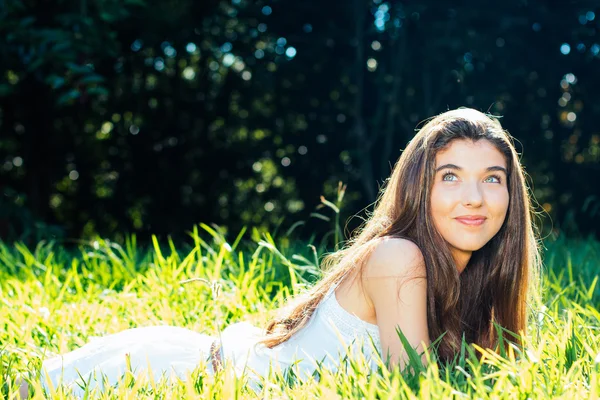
[319,196,340,213]
[56,89,80,106]
[285,220,305,237]
[230,226,247,251]
[0,84,13,97]
[37,29,67,42]
[19,16,36,28]
[26,58,45,72]
[79,74,105,85]
[151,235,165,264]
[66,62,92,75]
[309,212,330,222]
[51,41,72,53]
[86,86,110,96]
[99,12,116,23]
[395,326,425,373]
[45,75,66,90]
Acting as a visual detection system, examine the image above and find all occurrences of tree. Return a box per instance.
[1,0,598,242]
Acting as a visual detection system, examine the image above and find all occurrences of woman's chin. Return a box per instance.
[451,241,490,253]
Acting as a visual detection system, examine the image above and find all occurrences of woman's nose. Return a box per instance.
[461,181,484,207]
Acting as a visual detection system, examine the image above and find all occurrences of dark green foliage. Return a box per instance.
[0,1,599,242]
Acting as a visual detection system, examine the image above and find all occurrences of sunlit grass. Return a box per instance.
[1,224,599,399]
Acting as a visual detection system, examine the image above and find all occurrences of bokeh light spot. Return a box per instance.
[101,121,113,134]
[367,58,378,71]
[163,45,176,58]
[223,54,235,67]
[586,11,595,21]
[131,39,143,52]
[285,47,297,58]
[220,42,233,53]
[130,125,140,135]
[262,6,272,16]
[186,43,197,53]
[183,67,196,80]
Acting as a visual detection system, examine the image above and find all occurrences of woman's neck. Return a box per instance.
[451,248,472,275]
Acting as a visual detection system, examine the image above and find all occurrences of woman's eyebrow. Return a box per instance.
[435,163,508,175]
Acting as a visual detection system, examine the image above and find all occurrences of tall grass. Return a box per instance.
[0,224,599,399]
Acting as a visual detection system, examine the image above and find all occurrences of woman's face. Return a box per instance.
[430,139,509,270]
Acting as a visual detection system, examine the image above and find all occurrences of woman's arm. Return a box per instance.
[363,238,430,369]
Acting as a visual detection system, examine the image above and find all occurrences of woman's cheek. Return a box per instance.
[430,186,449,214]
[485,188,509,220]
[492,187,510,209]
[439,187,459,209]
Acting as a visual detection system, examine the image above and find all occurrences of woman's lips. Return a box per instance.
[455,217,486,226]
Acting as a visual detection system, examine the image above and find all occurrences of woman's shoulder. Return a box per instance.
[363,237,426,280]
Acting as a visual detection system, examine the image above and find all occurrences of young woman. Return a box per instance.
[21,107,541,397]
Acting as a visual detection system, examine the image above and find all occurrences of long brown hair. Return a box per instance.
[260,108,541,361]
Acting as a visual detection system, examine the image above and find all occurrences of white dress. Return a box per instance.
[41,283,382,396]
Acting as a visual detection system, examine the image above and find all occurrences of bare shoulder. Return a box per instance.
[363,237,426,280]
[361,237,430,369]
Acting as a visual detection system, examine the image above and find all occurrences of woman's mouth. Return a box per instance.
[455,216,487,226]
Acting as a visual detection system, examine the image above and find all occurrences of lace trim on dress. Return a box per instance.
[319,285,382,352]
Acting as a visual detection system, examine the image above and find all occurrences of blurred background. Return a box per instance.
[0,0,599,244]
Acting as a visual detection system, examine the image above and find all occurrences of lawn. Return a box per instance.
[1,224,599,399]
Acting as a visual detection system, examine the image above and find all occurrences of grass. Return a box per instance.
[0,223,599,399]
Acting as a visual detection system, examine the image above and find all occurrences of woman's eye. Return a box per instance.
[485,175,501,183]
[442,173,458,182]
